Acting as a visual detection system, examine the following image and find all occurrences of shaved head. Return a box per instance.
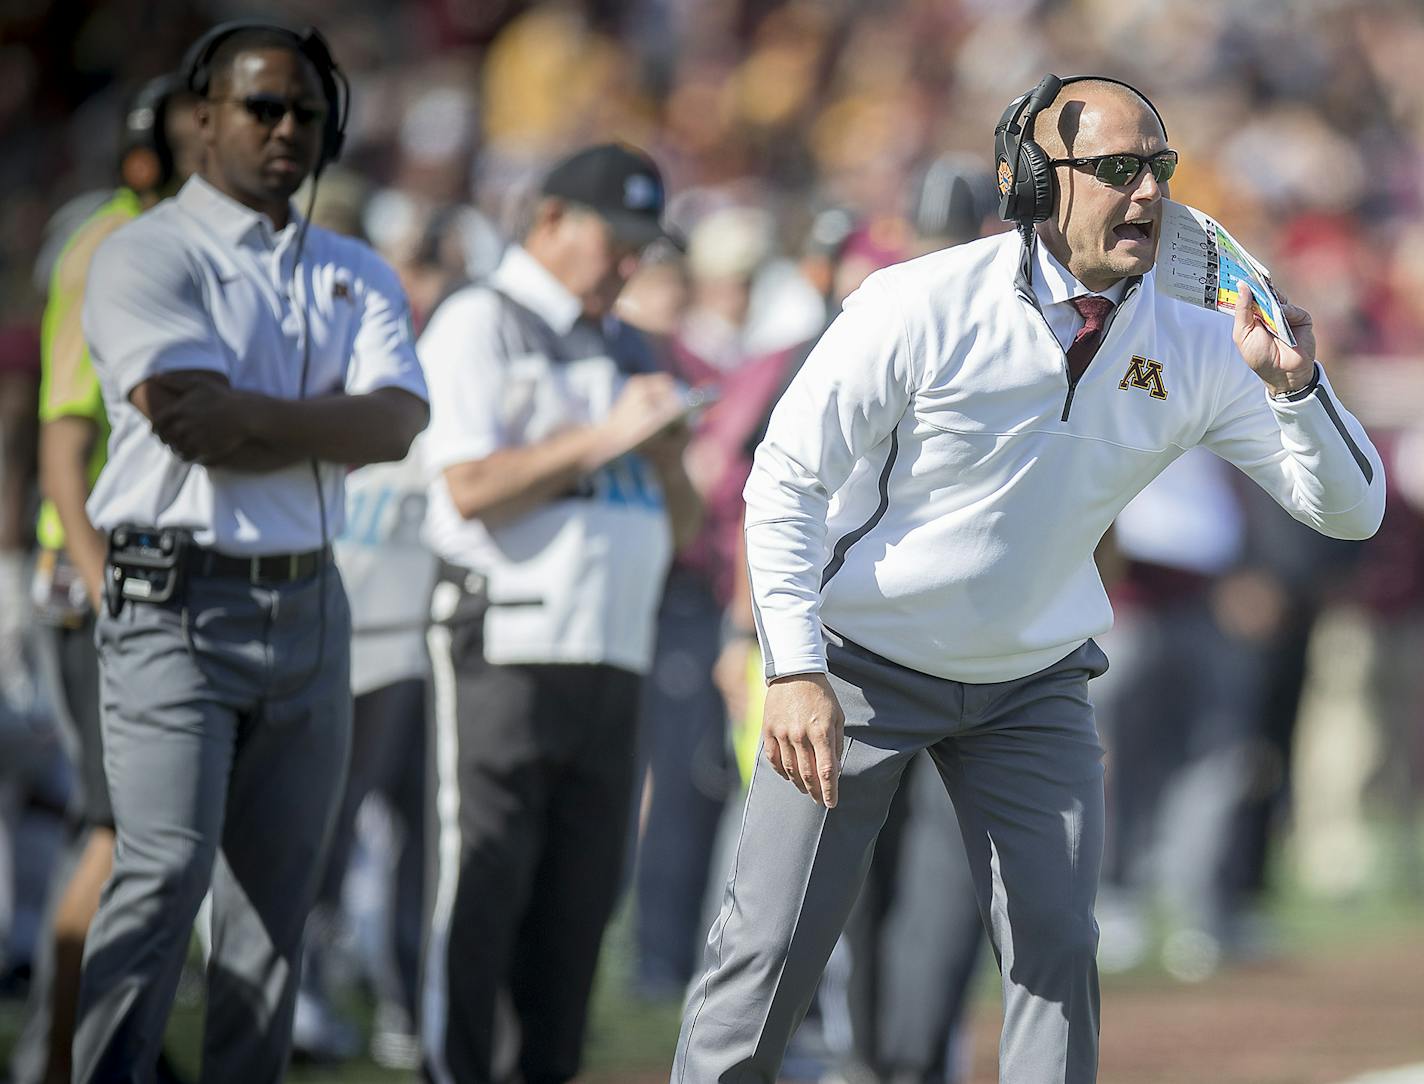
[1032,78,1172,291]
[1035,79,1163,160]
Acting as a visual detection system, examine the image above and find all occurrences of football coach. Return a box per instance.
[672,75,1383,1084]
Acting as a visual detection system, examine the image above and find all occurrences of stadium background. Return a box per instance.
[2,0,1423,1081]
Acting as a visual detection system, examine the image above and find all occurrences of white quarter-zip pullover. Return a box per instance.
[744,231,1384,684]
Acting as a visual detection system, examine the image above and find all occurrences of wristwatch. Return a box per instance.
[1271,363,1321,402]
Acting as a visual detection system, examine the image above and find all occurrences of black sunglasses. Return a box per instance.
[1051,149,1178,187]
[214,93,327,128]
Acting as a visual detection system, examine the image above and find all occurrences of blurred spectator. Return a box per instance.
[295,449,436,1069]
[402,205,498,330]
[9,73,200,1084]
[615,239,691,345]
[1286,438,1423,903]
[0,329,39,718]
[907,152,1001,254]
[1094,450,1266,982]
[630,203,782,1003]
[0,318,44,989]
[1219,481,1364,924]
[416,142,699,1084]
[677,205,775,369]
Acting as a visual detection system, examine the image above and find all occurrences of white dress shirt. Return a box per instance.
[1031,241,1128,352]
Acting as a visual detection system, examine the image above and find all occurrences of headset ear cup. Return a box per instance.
[1018,138,1055,223]
[298,31,344,166]
[320,79,343,164]
[150,98,175,191]
[995,154,1018,221]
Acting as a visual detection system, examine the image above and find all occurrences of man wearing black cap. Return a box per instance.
[418,142,700,1084]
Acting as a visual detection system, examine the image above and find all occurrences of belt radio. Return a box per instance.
[105,525,190,617]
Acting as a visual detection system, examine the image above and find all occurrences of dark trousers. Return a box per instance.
[674,635,1108,1084]
[830,754,985,1083]
[312,677,426,1018]
[46,616,109,829]
[633,569,733,996]
[424,606,641,1084]
[8,617,102,1084]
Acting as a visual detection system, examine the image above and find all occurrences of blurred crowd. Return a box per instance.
[3,0,1424,1081]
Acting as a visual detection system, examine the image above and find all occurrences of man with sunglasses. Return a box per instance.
[72,24,428,1084]
[673,78,1384,1084]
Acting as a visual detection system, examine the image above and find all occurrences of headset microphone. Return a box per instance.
[1021,75,1063,130]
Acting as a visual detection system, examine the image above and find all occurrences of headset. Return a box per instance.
[182,20,349,171]
[994,74,1168,240]
[118,73,188,193]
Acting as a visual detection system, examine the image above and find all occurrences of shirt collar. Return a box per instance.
[176,174,301,248]
[490,245,584,336]
[1032,240,1128,309]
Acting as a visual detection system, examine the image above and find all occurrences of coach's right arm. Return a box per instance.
[742,271,917,807]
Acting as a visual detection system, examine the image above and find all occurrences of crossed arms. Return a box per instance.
[131,370,429,471]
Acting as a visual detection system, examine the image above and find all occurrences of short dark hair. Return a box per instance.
[203,27,318,97]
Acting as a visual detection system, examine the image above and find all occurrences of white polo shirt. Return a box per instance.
[419,245,673,674]
[745,231,1384,683]
[83,175,428,555]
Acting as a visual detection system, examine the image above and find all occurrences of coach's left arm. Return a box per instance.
[1204,284,1384,540]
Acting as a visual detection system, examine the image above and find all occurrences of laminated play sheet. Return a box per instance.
[1155,200,1296,346]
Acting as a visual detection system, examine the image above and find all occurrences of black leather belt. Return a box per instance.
[186,545,331,585]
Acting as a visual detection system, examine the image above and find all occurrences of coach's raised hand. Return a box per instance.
[1233,279,1318,397]
[763,672,846,807]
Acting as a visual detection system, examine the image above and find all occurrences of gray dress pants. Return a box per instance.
[822,752,985,1083]
[673,632,1108,1084]
[73,566,352,1084]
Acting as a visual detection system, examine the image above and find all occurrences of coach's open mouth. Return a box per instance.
[1114,220,1154,242]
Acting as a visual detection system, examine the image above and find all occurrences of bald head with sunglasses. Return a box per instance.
[1033,79,1176,293]
[195,31,328,230]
